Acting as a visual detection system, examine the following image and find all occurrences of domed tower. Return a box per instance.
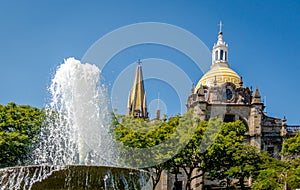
[189,22,251,112]
[186,23,285,157]
[187,22,255,143]
[194,22,241,90]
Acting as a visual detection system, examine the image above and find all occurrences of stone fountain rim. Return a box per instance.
[0,164,152,189]
[0,164,149,173]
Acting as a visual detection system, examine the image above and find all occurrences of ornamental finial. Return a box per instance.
[218,21,223,33]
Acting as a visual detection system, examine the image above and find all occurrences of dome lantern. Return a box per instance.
[212,21,229,68]
[194,22,241,92]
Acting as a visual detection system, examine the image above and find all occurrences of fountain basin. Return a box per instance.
[0,165,150,190]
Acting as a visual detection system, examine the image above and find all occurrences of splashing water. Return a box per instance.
[0,58,152,190]
[34,57,117,166]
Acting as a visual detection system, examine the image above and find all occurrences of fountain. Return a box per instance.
[0,58,150,189]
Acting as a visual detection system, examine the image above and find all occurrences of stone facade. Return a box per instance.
[186,82,285,157]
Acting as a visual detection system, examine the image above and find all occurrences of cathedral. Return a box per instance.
[187,27,285,157]
[127,24,300,189]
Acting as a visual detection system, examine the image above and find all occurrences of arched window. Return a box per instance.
[220,50,224,60]
[224,51,227,61]
[224,114,235,122]
[215,50,218,61]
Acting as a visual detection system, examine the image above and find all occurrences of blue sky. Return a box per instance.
[0,1,299,124]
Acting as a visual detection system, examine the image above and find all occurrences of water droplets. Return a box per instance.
[34,57,117,166]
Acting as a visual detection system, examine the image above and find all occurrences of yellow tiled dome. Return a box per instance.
[194,65,241,93]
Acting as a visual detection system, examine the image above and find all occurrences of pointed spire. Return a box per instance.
[252,87,262,104]
[127,60,148,118]
[254,87,261,98]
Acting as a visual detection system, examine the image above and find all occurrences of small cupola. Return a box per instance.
[212,21,229,68]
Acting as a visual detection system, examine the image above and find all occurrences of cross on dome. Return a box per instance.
[218,21,223,33]
[137,59,142,65]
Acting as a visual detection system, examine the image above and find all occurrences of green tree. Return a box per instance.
[282,132,300,159]
[113,113,180,189]
[252,133,300,189]
[0,102,44,168]
[281,133,300,188]
[168,115,229,190]
[113,111,261,190]
[287,158,300,189]
[168,116,206,190]
[207,120,262,189]
[252,154,287,190]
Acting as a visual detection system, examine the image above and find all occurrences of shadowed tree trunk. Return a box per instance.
[239,176,245,190]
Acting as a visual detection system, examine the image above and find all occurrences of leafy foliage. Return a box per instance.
[113,111,300,190]
[279,132,300,188]
[206,120,263,189]
[282,132,300,159]
[167,114,208,190]
[112,113,182,189]
[113,114,180,167]
[252,149,300,189]
[287,158,300,189]
[0,102,44,168]
[252,153,287,190]
[113,110,258,189]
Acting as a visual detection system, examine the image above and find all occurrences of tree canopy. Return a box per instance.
[282,132,300,159]
[112,110,262,190]
[0,102,44,168]
[207,121,262,189]
[251,133,300,190]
